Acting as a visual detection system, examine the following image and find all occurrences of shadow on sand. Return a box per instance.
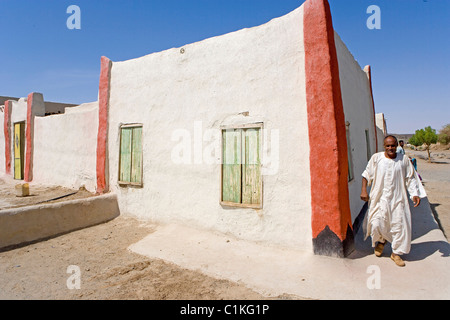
[349,197,450,261]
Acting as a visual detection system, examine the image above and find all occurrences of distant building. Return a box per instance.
[0,96,19,106]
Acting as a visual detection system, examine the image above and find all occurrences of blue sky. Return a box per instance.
[0,0,448,134]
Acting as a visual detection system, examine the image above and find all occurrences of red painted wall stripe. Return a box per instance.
[304,0,352,241]
[3,100,11,175]
[364,65,378,153]
[24,93,34,182]
[96,56,112,194]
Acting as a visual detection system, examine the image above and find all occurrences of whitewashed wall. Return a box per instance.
[0,106,4,175]
[108,6,312,250]
[334,32,377,222]
[376,113,387,152]
[32,102,99,192]
[9,98,28,125]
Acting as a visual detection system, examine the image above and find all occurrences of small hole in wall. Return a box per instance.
[180,48,185,54]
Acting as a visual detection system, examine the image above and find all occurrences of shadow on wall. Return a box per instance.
[349,197,450,261]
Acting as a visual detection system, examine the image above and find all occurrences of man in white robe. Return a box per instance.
[360,135,424,267]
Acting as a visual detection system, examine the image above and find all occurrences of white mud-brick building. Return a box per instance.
[0,0,382,257]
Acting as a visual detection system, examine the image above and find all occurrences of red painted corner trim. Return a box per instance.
[364,65,378,153]
[304,0,352,241]
[3,100,11,174]
[24,93,34,182]
[96,56,112,194]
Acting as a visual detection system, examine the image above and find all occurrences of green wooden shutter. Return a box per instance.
[242,128,261,205]
[131,127,143,184]
[119,125,143,185]
[222,129,242,203]
[119,127,132,182]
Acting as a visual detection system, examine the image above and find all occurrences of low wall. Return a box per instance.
[0,193,120,251]
[32,102,99,192]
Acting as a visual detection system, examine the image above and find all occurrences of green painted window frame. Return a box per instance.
[220,123,263,209]
[118,124,143,187]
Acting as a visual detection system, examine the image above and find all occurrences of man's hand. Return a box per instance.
[361,177,369,202]
[413,196,421,207]
[360,191,369,202]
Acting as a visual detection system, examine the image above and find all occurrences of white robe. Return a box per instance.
[362,152,426,255]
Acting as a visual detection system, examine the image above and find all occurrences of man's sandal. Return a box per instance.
[391,253,406,267]
[374,241,385,257]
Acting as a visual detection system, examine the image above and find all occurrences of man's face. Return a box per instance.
[384,137,398,159]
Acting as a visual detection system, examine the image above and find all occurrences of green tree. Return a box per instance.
[408,135,420,149]
[438,124,450,145]
[408,126,438,162]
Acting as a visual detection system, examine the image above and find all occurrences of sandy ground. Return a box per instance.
[0,180,272,300]
[0,148,448,300]
[0,216,269,300]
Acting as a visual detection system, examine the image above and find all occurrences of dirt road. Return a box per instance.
[0,215,270,300]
